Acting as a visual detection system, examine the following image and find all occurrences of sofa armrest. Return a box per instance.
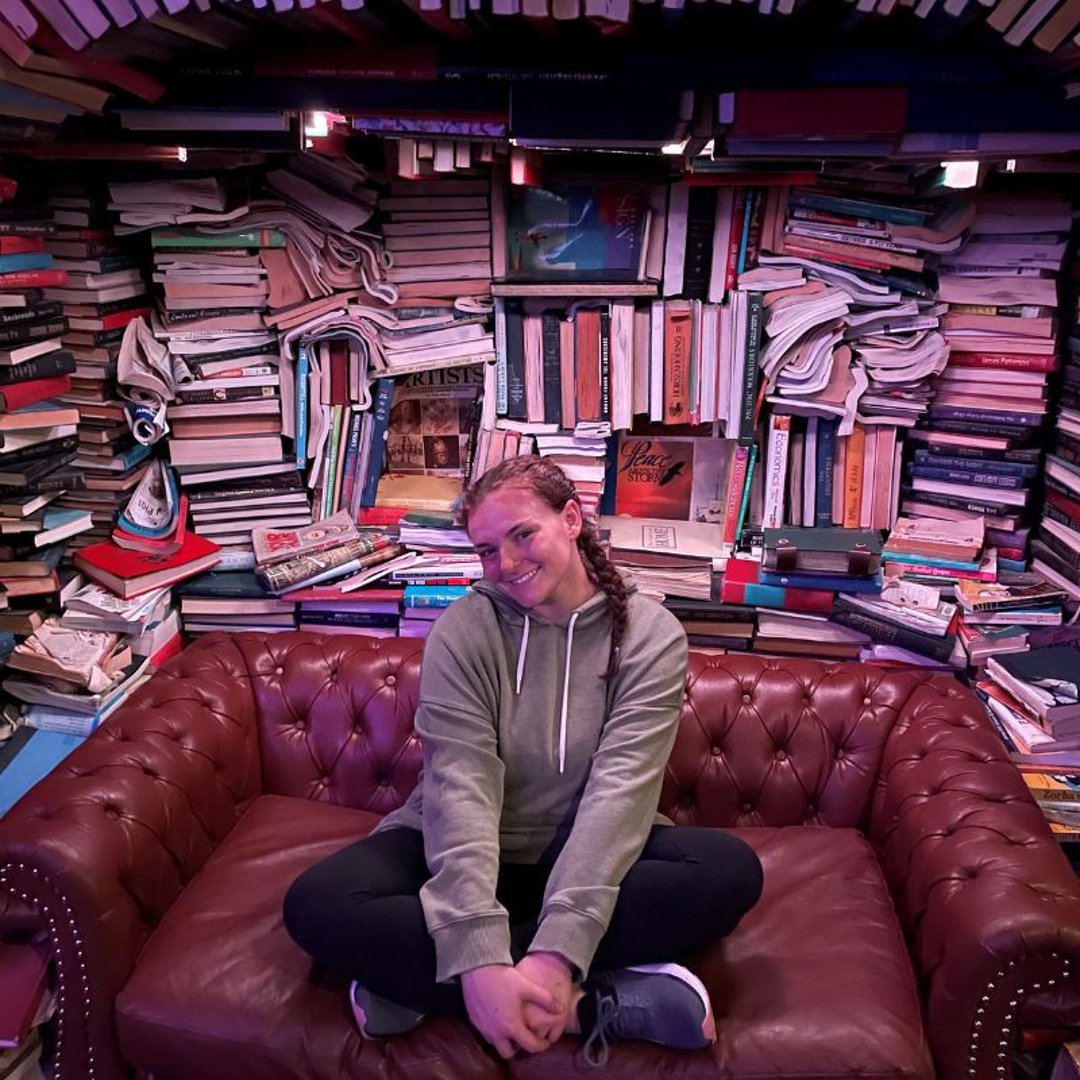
[0,635,262,1080]
[869,678,1080,1080]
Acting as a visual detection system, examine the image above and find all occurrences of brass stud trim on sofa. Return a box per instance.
[1,860,93,1080]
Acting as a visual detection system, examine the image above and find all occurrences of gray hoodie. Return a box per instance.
[373,580,688,983]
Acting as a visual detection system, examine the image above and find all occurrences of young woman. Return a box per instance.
[284,457,763,1065]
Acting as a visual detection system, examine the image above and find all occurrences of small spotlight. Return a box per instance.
[941,160,979,189]
[177,146,188,163]
[305,112,330,138]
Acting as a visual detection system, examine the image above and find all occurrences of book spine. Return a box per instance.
[321,405,345,520]
[504,300,526,421]
[176,385,278,405]
[843,424,865,528]
[734,442,757,544]
[360,377,395,508]
[0,269,67,289]
[0,319,66,347]
[763,413,791,529]
[338,410,363,516]
[662,303,690,424]
[832,610,955,662]
[540,312,562,425]
[682,187,716,302]
[0,350,74,386]
[722,444,750,547]
[598,307,611,423]
[910,465,1025,489]
[949,352,1058,372]
[738,291,763,444]
[293,344,310,467]
[929,406,1044,427]
[403,586,471,608]
[913,450,1037,476]
[493,297,509,417]
[151,229,287,249]
[815,417,836,526]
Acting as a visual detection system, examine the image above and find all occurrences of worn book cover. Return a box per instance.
[614,435,732,523]
[251,509,359,568]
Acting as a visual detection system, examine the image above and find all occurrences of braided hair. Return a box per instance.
[461,457,628,680]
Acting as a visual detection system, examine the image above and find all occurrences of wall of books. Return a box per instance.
[0,119,1078,841]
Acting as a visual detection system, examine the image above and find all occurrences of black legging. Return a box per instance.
[283,824,763,1017]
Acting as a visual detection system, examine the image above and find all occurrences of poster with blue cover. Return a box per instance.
[505,183,650,282]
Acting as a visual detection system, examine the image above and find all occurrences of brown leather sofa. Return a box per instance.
[1,631,1079,1080]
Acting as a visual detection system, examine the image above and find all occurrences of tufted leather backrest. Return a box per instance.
[224,633,426,814]
[660,653,927,830]
[170,632,935,831]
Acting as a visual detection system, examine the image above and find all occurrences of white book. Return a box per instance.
[662,182,689,298]
[803,417,818,528]
[762,413,792,529]
[649,300,665,423]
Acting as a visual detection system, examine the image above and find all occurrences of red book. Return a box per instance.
[0,374,71,412]
[95,307,151,332]
[73,532,222,600]
[111,496,189,557]
[0,269,67,291]
[720,558,835,614]
[732,88,908,139]
[948,352,1058,373]
[0,942,50,1049]
[0,237,43,256]
[284,586,405,603]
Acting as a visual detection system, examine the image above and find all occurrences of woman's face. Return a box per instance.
[468,484,592,621]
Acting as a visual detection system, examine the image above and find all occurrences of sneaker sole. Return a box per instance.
[624,963,716,1045]
[349,980,426,1039]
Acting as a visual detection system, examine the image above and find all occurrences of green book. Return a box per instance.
[150,229,288,249]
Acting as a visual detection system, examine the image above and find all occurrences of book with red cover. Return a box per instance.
[0,941,50,1049]
[73,532,222,599]
[0,374,71,412]
[0,269,67,291]
[720,557,835,614]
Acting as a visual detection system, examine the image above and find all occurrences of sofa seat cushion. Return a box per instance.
[510,826,933,1080]
[115,795,501,1080]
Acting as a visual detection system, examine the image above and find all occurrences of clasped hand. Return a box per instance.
[461,952,576,1059]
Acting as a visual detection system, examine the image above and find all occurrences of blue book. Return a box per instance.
[403,585,470,609]
[758,568,883,594]
[0,728,85,817]
[294,344,309,468]
[736,189,756,277]
[788,190,929,227]
[0,252,52,276]
[360,378,395,508]
[909,465,1025,490]
[883,550,982,572]
[815,418,837,526]
[912,450,1037,478]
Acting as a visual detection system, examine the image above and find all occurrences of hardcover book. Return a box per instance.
[503,182,652,283]
[613,434,732,524]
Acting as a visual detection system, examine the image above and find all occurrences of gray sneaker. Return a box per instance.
[581,963,716,1067]
[349,980,426,1039]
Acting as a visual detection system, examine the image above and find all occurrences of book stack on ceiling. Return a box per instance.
[42,182,154,547]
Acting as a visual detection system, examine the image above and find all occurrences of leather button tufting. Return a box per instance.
[711,745,723,757]
[386,675,397,687]
[741,693,751,704]
[863,697,872,706]
[275,667,284,676]
[741,801,753,813]
[775,750,787,762]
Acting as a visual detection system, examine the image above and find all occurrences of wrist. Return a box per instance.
[527,950,574,977]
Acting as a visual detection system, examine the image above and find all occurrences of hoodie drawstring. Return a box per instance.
[515,615,530,694]
[558,612,579,775]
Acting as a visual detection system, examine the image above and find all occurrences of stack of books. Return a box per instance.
[252,511,402,597]
[907,193,1069,565]
[955,576,1069,669]
[976,645,1080,774]
[175,571,297,637]
[1034,247,1080,604]
[381,178,492,301]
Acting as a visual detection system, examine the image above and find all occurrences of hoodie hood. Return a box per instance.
[470,578,635,773]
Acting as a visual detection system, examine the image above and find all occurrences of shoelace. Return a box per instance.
[581,992,619,1068]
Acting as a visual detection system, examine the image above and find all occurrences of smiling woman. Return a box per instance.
[283,457,763,1067]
